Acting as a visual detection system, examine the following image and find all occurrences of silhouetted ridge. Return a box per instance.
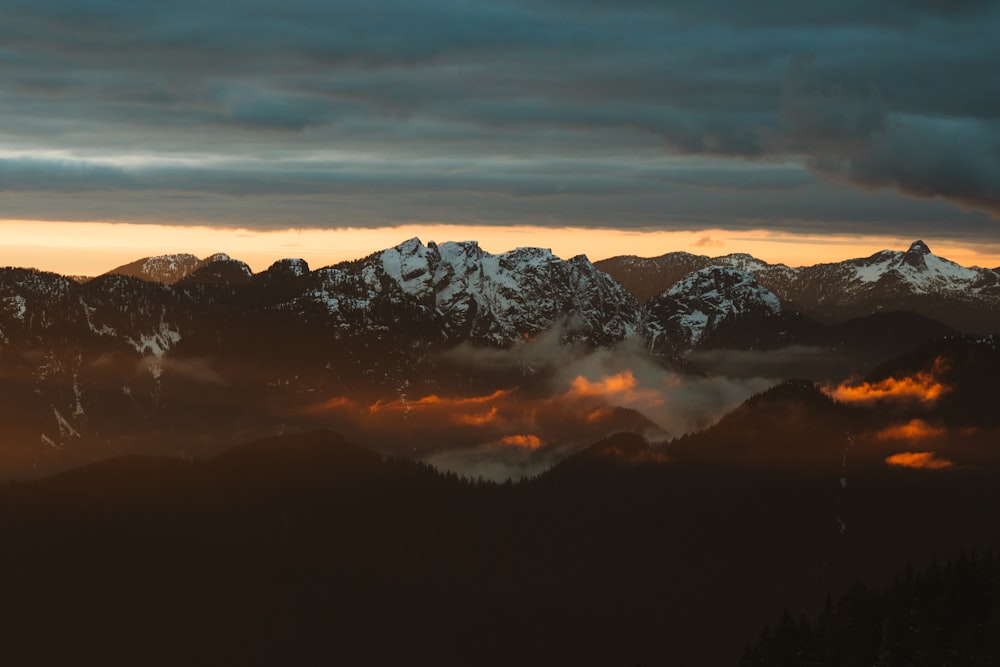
[559,432,659,466]
[669,380,858,470]
[742,378,832,408]
[176,256,253,286]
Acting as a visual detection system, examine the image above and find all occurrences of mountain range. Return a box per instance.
[0,238,996,477]
[597,240,1000,333]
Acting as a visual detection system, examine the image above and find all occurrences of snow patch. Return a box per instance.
[53,408,80,438]
[80,299,117,336]
[129,322,181,357]
[5,295,27,320]
[72,374,85,417]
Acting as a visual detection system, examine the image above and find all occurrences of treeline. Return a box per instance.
[742,551,1000,666]
[2,431,1000,665]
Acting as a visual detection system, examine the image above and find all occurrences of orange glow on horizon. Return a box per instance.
[876,419,946,441]
[885,451,954,470]
[3,219,1000,276]
[826,358,949,405]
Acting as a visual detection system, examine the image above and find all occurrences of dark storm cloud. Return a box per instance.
[1,0,998,234]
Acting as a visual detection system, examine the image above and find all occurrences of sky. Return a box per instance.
[2,0,999,273]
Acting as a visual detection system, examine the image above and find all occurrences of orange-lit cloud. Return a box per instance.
[299,395,360,415]
[586,408,612,423]
[876,419,946,441]
[295,375,664,455]
[885,451,954,470]
[315,396,356,410]
[453,407,500,426]
[498,434,543,449]
[826,358,949,405]
[567,371,664,406]
[694,235,724,248]
[368,389,512,415]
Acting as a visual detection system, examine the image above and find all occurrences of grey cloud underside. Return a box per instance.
[1,0,998,232]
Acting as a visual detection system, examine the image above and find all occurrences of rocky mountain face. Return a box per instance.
[597,241,1000,333]
[308,238,640,346]
[643,267,782,354]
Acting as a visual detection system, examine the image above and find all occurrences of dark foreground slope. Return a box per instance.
[3,429,1000,666]
[744,551,1000,666]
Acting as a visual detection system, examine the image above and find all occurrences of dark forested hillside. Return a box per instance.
[3,430,1000,666]
[742,552,1000,666]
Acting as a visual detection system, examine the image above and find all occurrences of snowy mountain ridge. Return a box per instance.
[311,237,641,346]
[597,240,1000,333]
[823,240,982,294]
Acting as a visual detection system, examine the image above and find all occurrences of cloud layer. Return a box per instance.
[2,0,998,237]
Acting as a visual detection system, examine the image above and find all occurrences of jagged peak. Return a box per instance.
[907,240,931,255]
[438,240,480,252]
[506,246,553,256]
[394,237,425,254]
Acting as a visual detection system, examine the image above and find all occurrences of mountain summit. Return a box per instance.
[106,253,243,285]
[643,267,781,353]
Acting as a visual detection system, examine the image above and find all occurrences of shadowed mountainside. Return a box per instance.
[3,426,1000,666]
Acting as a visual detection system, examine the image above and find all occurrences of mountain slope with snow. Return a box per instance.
[643,267,782,353]
[307,238,641,346]
[598,240,1000,333]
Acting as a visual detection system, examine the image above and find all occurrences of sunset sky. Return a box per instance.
[2,0,999,274]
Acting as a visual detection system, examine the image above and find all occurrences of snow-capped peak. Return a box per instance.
[643,267,781,352]
[843,240,981,294]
